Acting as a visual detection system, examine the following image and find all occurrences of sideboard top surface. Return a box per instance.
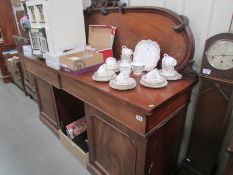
[62,70,195,113]
[25,56,195,114]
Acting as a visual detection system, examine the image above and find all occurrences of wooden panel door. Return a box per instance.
[88,116,136,174]
[35,77,60,133]
[147,106,188,175]
[86,105,138,175]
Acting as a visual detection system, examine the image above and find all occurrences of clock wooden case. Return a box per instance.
[182,32,233,175]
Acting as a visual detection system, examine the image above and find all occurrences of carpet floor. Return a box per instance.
[0,81,90,175]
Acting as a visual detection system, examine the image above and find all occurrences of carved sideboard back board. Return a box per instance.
[85,7,195,73]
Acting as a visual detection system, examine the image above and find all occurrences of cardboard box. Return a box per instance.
[88,25,116,61]
[59,130,88,167]
[60,50,103,75]
[60,64,101,76]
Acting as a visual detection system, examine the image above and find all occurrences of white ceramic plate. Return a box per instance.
[133,40,160,71]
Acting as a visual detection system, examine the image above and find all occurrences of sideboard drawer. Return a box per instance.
[24,58,60,89]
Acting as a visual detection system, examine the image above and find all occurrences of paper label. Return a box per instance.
[69,57,81,61]
[136,115,143,122]
[202,68,211,75]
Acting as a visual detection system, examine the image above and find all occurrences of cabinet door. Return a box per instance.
[35,77,60,133]
[147,106,188,175]
[86,105,138,175]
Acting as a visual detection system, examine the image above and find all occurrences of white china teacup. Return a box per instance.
[106,57,117,67]
[96,64,114,77]
[162,54,177,69]
[122,46,133,57]
[119,61,132,73]
[116,72,131,85]
[145,69,163,82]
[131,61,145,75]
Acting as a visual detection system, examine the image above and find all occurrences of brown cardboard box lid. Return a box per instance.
[88,25,116,50]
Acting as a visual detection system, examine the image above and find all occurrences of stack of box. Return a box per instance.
[59,25,116,76]
[44,47,85,70]
[59,50,103,75]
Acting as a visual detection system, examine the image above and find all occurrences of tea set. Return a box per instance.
[159,54,182,80]
[92,64,116,82]
[92,39,182,91]
[109,71,137,90]
[140,68,168,88]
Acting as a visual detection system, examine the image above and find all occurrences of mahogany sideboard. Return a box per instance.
[23,7,197,175]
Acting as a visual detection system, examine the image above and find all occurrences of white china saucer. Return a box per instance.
[140,76,168,88]
[159,70,182,81]
[109,78,137,90]
[92,73,116,82]
[163,73,182,81]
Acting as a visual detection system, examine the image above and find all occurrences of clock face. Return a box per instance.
[206,40,233,70]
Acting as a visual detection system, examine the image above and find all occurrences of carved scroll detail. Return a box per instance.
[181,60,198,78]
[173,15,189,32]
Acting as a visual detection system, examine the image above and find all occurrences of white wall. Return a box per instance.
[82,0,91,9]
[128,0,233,174]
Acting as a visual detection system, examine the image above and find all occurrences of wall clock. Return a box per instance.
[183,32,233,175]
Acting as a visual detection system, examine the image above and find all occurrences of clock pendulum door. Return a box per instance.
[183,32,233,175]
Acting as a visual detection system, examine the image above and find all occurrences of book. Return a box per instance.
[66,117,86,139]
